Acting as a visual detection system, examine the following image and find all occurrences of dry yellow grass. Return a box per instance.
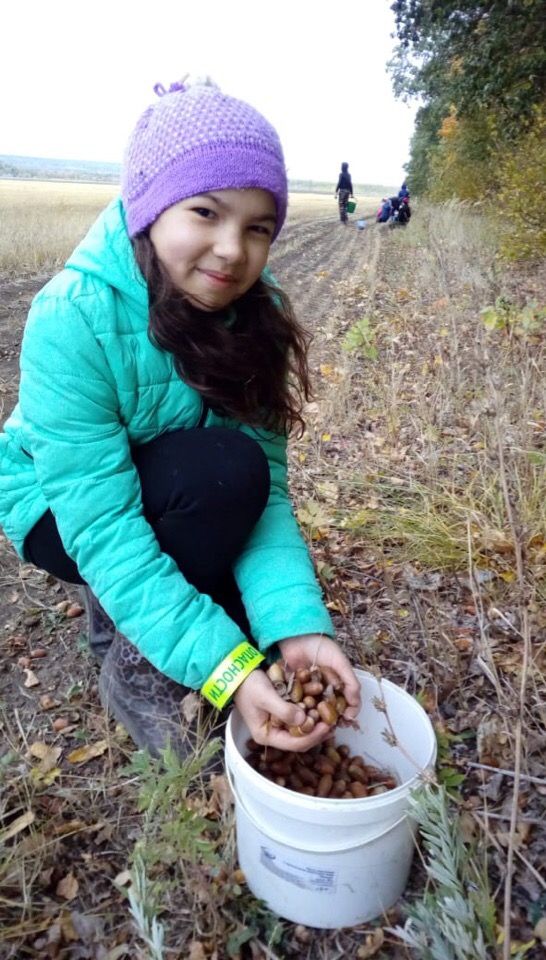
[0,179,117,277]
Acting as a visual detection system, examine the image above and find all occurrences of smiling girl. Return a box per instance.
[0,78,360,757]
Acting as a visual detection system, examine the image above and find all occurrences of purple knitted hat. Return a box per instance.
[121,79,288,240]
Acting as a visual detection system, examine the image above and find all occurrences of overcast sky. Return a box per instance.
[1,0,415,187]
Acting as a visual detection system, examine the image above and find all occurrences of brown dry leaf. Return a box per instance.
[188,941,208,960]
[476,716,509,767]
[207,773,233,816]
[58,910,79,942]
[67,740,108,764]
[56,871,79,901]
[29,741,62,773]
[497,821,533,848]
[357,927,385,957]
[0,809,35,843]
[181,690,201,724]
[23,668,40,687]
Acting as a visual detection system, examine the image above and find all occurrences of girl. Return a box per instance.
[0,79,361,758]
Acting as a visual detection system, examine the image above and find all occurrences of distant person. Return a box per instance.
[376,198,392,223]
[398,182,410,200]
[397,196,411,225]
[0,78,360,760]
[389,196,401,213]
[334,162,354,224]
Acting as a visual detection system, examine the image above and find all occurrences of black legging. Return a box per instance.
[23,427,271,635]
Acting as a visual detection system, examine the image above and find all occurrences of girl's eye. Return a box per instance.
[193,207,215,219]
[250,224,273,237]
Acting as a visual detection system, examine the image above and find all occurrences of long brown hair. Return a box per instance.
[132,232,312,435]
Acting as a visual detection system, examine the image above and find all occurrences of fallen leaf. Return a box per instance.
[30,766,61,786]
[23,668,40,687]
[28,741,62,773]
[316,480,339,502]
[0,809,35,843]
[56,872,79,901]
[67,740,108,764]
[114,870,132,886]
[357,927,385,957]
[497,821,532,848]
[181,690,201,724]
[207,773,233,815]
[58,910,79,942]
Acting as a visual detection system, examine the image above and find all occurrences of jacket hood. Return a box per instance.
[65,197,147,308]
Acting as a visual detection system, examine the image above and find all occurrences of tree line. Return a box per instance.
[388,0,546,258]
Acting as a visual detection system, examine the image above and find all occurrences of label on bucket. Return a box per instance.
[259,846,336,893]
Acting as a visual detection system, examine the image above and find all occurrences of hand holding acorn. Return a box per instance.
[233,634,361,751]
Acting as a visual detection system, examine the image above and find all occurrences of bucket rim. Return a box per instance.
[225,669,437,812]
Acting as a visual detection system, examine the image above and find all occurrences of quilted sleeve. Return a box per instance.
[234,427,334,650]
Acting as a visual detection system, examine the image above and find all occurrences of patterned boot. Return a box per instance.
[79,586,116,661]
[98,632,223,760]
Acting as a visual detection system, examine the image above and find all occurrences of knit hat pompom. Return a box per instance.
[121,77,288,240]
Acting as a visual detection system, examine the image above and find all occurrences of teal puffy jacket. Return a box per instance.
[0,198,333,689]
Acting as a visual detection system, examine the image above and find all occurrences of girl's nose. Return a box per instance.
[213,226,246,264]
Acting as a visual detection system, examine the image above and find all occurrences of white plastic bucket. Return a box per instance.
[225,669,436,928]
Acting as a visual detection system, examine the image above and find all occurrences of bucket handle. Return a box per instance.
[226,763,411,855]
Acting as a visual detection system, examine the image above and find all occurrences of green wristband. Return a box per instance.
[201,641,265,709]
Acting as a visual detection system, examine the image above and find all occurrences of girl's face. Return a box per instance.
[149,188,277,311]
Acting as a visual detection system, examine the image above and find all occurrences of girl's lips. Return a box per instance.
[199,269,237,285]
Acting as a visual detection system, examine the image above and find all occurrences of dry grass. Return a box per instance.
[292,200,546,954]
[0,179,118,278]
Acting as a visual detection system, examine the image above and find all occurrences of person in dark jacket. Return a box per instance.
[334,162,354,223]
[389,196,401,214]
[398,182,410,200]
[397,196,411,225]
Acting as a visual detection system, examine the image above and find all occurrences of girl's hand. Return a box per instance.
[278,634,361,722]
[233,635,361,751]
[233,669,332,751]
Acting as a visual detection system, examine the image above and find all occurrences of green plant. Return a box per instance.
[127,855,166,960]
[124,741,223,869]
[390,786,497,959]
[480,297,546,336]
[434,724,472,794]
[343,315,378,359]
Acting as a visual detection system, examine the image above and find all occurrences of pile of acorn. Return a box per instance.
[245,737,397,799]
[263,660,354,736]
[244,660,397,799]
